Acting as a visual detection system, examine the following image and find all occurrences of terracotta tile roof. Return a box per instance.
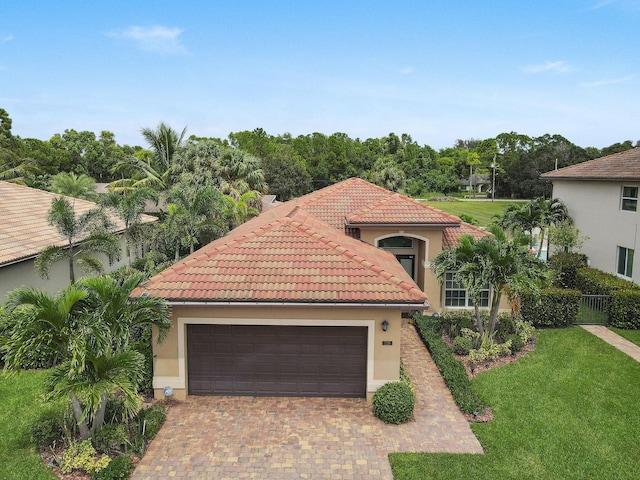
[347,193,460,226]
[0,181,157,266]
[541,148,640,181]
[442,222,489,250]
[133,203,428,305]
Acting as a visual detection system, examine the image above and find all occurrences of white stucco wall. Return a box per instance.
[552,180,640,283]
[0,236,130,302]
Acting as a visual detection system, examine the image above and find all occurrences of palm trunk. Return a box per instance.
[70,392,90,440]
[537,229,545,259]
[68,246,76,284]
[473,303,483,336]
[90,391,109,437]
[487,291,502,337]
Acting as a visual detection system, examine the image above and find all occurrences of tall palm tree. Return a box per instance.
[534,197,570,258]
[49,171,97,200]
[35,196,121,284]
[222,191,260,230]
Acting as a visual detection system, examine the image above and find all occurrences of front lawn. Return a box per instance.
[391,327,640,479]
[610,327,640,347]
[0,369,58,479]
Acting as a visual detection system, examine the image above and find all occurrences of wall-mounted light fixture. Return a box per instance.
[163,386,174,397]
[381,319,389,332]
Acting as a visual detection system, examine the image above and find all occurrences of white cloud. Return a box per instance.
[400,67,415,75]
[579,75,634,87]
[108,25,188,55]
[523,61,574,74]
[1,34,14,44]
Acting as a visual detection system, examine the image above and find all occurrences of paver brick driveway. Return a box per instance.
[132,322,482,479]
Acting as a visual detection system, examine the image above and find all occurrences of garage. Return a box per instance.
[187,324,368,397]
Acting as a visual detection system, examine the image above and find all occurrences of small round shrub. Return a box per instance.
[373,382,415,424]
[508,334,525,353]
[104,396,126,424]
[92,454,134,480]
[452,336,472,355]
[30,410,63,449]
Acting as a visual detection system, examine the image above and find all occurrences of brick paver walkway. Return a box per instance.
[131,322,482,479]
[580,325,640,361]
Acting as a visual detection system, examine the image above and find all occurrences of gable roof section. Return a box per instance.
[133,202,428,306]
[0,181,157,266]
[541,148,640,181]
[347,193,460,226]
[442,222,489,250]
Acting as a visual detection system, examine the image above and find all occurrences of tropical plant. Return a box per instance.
[432,225,550,337]
[2,272,170,440]
[34,196,121,284]
[100,188,158,265]
[49,171,97,200]
[222,191,260,230]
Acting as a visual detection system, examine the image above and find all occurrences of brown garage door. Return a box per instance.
[187,324,367,397]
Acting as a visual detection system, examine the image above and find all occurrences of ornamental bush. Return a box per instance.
[30,410,64,449]
[520,288,581,327]
[60,440,110,475]
[92,454,134,480]
[453,336,472,355]
[549,252,588,289]
[373,382,415,424]
[576,267,639,295]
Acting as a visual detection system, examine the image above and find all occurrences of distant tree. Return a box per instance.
[35,197,121,284]
[260,144,312,201]
[600,140,635,157]
[368,156,406,192]
[548,219,588,253]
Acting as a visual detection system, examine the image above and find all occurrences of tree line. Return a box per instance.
[2,108,638,203]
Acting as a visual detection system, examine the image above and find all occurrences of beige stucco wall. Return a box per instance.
[552,180,640,283]
[152,304,404,401]
[0,236,130,302]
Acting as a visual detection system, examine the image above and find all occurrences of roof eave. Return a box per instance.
[346,222,459,228]
[543,176,640,182]
[163,300,430,310]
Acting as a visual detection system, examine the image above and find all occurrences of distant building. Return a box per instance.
[541,148,640,283]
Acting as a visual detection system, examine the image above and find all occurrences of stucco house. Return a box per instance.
[0,181,157,301]
[541,148,640,283]
[134,178,488,401]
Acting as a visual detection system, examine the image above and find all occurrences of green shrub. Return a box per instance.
[414,314,486,414]
[576,267,639,295]
[508,334,525,353]
[93,424,129,455]
[460,328,481,349]
[521,288,581,327]
[453,336,472,355]
[549,252,588,289]
[136,403,167,441]
[92,454,134,480]
[60,440,111,475]
[514,317,535,344]
[494,313,516,343]
[441,311,474,338]
[609,290,640,329]
[373,382,415,424]
[30,410,63,449]
[104,396,126,424]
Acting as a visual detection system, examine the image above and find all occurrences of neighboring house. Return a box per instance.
[132,178,488,401]
[0,181,157,301]
[462,173,490,196]
[541,148,640,283]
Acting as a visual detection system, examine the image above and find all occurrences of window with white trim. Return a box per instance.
[617,246,634,278]
[621,186,638,212]
[444,272,490,308]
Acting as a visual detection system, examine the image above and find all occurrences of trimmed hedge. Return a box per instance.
[520,288,581,327]
[549,252,588,289]
[609,290,640,329]
[413,314,486,415]
[576,267,639,295]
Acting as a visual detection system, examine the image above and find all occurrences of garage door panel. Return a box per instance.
[187,324,367,397]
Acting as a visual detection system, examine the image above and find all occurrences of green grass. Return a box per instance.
[610,327,640,347]
[390,327,640,479]
[0,370,58,479]
[421,200,527,227]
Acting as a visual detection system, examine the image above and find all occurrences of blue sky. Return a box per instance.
[1,0,639,149]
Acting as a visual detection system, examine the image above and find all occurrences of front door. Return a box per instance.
[396,254,415,280]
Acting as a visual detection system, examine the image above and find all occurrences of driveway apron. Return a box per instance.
[131,322,482,479]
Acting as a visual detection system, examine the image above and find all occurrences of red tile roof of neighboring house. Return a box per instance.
[541,148,640,181]
[0,181,157,266]
[133,202,428,305]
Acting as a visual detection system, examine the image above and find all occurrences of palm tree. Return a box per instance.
[111,122,187,192]
[534,197,570,258]
[100,188,158,265]
[222,191,260,230]
[49,172,97,200]
[2,272,171,439]
[35,196,121,284]
[432,225,550,337]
